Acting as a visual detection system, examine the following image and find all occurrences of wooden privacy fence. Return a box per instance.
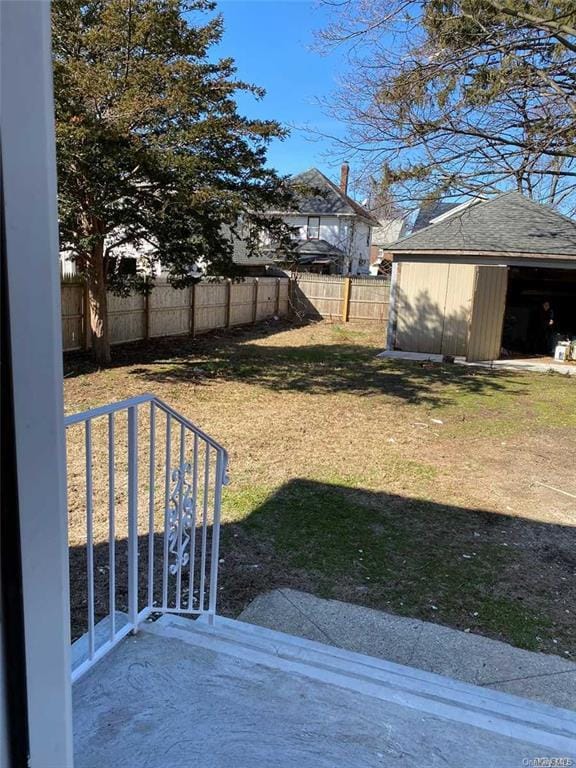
[62,277,290,352]
[290,273,390,324]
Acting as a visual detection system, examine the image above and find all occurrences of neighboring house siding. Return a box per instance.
[60,233,161,278]
[253,168,376,276]
[372,218,405,249]
[61,254,78,278]
[368,216,406,274]
[279,214,371,275]
[350,220,371,275]
[283,214,341,243]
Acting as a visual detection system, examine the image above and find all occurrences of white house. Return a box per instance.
[62,166,377,279]
[263,164,378,276]
[368,211,408,276]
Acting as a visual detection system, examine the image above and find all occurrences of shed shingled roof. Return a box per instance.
[386,192,576,258]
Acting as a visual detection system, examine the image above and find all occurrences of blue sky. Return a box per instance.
[214,0,349,185]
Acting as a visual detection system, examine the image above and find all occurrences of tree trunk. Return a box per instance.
[87,240,111,366]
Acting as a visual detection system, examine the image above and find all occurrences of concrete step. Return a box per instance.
[143,614,576,754]
[238,589,576,711]
[71,611,131,674]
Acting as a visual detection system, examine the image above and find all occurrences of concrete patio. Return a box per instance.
[239,589,576,711]
[377,349,576,375]
[73,611,576,767]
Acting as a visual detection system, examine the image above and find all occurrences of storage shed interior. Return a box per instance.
[502,266,576,355]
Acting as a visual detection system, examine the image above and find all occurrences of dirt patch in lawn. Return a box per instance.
[64,320,576,658]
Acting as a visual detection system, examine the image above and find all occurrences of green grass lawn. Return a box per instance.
[65,320,576,657]
[223,479,554,651]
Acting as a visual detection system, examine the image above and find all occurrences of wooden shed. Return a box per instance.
[385,193,576,361]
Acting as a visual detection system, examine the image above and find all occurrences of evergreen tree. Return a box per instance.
[53,0,293,364]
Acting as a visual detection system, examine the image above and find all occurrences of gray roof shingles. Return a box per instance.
[412,201,460,232]
[263,238,346,263]
[287,168,378,223]
[295,239,346,258]
[387,192,576,258]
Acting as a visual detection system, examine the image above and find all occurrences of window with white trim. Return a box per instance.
[306,216,320,239]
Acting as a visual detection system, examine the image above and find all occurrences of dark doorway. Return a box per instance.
[502,266,576,356]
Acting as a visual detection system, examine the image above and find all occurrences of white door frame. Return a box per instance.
[1,2,74,766]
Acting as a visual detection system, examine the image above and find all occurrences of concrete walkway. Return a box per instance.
[239,589,576,711]
[377,349,576,375]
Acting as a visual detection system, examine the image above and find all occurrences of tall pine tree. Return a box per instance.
[53,0,293,364]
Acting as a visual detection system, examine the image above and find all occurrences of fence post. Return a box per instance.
[275,277,281,316]
[288,277,296,319]
[225,278,232,328]
[144,277,151,340]
[82,281,91,350]
[252,278,259,324]
[342,277,352,322]
[127,405,139,632]
[190,282,196,337]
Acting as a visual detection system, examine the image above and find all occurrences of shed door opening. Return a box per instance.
[502,267,576,357]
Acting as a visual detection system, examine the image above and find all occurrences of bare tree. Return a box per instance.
[318,1,576,210]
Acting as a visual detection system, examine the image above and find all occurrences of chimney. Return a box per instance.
[340,162,350,196]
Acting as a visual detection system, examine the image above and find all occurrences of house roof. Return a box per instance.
[412,201,461,232]
[267,238,346,264]
[295,239,346,258]
[386,192,576,259]
[284,168,378,224]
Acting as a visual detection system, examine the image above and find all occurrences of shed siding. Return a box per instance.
[467,266,508,361]
[442,264,477,355]
[395,262,475,355]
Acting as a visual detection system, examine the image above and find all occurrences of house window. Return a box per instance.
[306,216,320,240]
[108,256,137,276]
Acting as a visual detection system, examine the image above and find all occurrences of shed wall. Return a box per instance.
[395,262,476,355]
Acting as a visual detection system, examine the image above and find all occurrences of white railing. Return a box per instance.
[65,394,228,681]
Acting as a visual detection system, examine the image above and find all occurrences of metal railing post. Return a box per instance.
[85,421,95,658]
[127,405,139,632]
[207,451,225,625]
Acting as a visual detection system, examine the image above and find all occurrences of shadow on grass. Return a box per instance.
[63,318,301,378]
[65,318,526,407]
[69,525,218,644]
[219,479,575,654]
[129,342,525,407]
[70,479,576,657]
